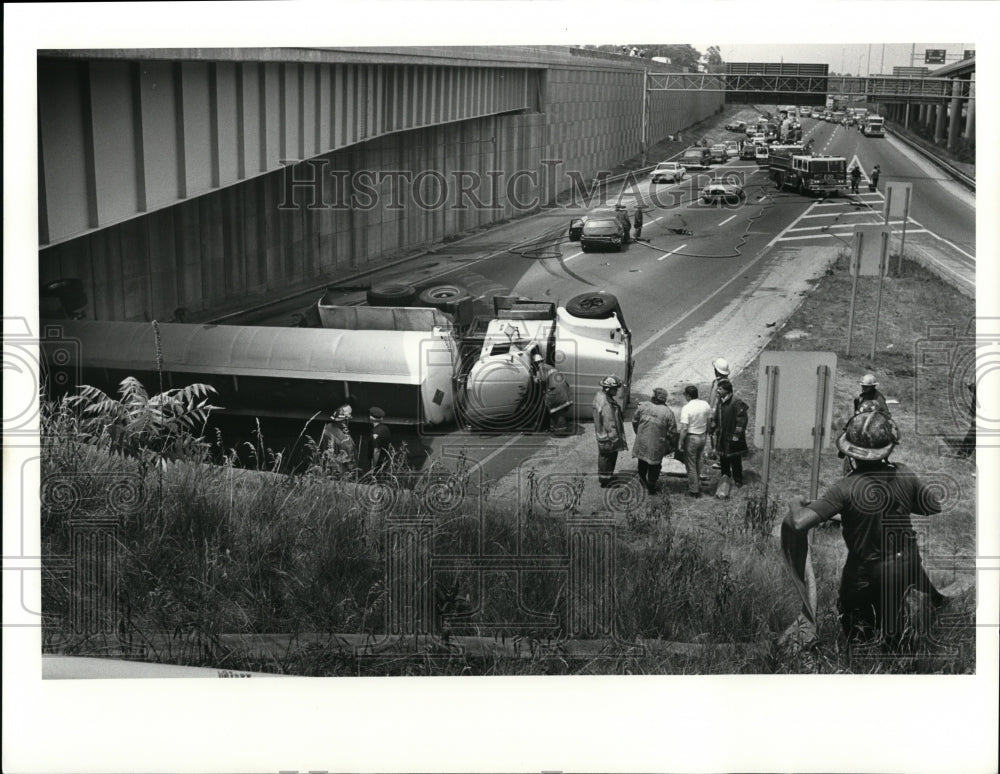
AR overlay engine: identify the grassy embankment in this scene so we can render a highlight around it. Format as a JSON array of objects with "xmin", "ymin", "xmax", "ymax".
[{"xmin": 41, "ymin": 252, "xmax": 976, "ymax": 675}]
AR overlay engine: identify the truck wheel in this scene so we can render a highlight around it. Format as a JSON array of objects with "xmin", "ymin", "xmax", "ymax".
[
  {"xmin": 417, "ymin": 284, "xmax": 471, "ymax": 310},
  {"xmin": 565, "ymin": 291, "xmax": 621, "ymax": 320},
  {"xmin": 367, "ymin": 282, "xmax": 417, "ymax": 307}
]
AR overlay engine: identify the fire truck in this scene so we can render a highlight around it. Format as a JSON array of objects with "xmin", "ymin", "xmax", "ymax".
[{"xmin": 769, "ymin": 148, "xmax": 848, "ymax": 196}]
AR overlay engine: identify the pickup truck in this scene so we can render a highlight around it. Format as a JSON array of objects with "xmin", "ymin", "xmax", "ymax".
[{"xmin": 43, "ymin": 291, "xmax": 635, "ymax": 430}]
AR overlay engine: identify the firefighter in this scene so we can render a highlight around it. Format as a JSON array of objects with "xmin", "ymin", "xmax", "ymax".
[
  {"xmin": 593, "ymin": 376, "xmax": 627, "ymax": 487},
  {"xmin": 320, "ymin": 406, "xmax": 357, "ymax": 475},
  {"xmin": 784, "ymin": 411, "xmax": 946, "ymax": 648},
  {"xmin": 854, "ymin": 373, "xmax": 889, "ymax": 415},
  {"xmin": 532, "ymin": 352, "xmax": 573, "ymax": 435},
  {"xmin": 850, "ymin": 164, "xmax": 862, "ymax": 194}
]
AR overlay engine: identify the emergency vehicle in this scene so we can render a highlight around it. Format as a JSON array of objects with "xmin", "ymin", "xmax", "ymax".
[
  {"xmin": 861, "ymin": 115, "xmax": 885, "ymax": 137},
  {"xmin": 769, "ymin": 149, "xmax": 848, "ymax": 196}
]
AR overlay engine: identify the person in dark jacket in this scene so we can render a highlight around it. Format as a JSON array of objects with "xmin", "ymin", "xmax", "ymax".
[
  {"xmin": 320, "ymin": 405, "xmax": 357, "ymax": 475},
  {"xmin": 854, "ymin": 373, "xmax": 889, "ymax": 415},
  {"xmin": 366, "ymin": 406, "xmax": 393, "ymax": 475},
  {"xmin": 711, "ymin": 379, "xmax": 749, "ymax": 488},
  {"xmin": 631, "ymin": 387, "xmax": 678, "ymax": 494},
  {"xmin": 593, "ymin": 376, "xmax": 627, "ymax": 488},
  {"xmin": 870, "ymin": 164, "xmax": 881, "ymax": 190},
  {"xmin": 532, "ymin": 352, "xmax": 573, "ymax": 435},
  {"xmin": 633, "ymin": 207, "xmax": 644, "ymax": 240},
  {"xmin": 784, "ymin": 410, "xmax": 946, "ymax": 648},
  {"xmin": 850, "ymin": 164, "xmax": 862, "ymax": 193}
]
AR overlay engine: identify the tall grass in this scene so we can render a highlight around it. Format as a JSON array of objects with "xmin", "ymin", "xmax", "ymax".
[{"xmin": 42, "ymin": 289, "xmax": 977, "ymax": 678}]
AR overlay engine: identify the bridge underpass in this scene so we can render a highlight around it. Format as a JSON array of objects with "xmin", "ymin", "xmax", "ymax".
[
  {"xmin": 647, "ymin": 57, "xmax": 975, "ymax": 151},
  {"xmin": 38, "ymin": 46, "xmax": 724, "ymax": 323}
]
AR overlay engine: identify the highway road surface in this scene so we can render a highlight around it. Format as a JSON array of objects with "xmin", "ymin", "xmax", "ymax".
[{"xmin": 237, "ymin": 109, "xmax": 976, "ymax": 482}]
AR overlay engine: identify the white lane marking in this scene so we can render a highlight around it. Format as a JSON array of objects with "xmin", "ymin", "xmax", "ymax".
[
  {"xmin": 717, "ymin": 214, "xmax": 738, "ymax": 227},
  {"xmin": 764, "ymin": 199, "xmax": 820, "ymax": 249},
  {"xmin": 910, "ymin": 224, "xmax": 977, "ymax": 262},
  {"xmin": 476, "ymin": 432, "xmax": 527, "ymax": 468},
  {"xmin": 657, "ymin": 243, "xmax": 687, "ymax": 261},
  {"xmin": 788, "ymin": 220, "xmax": 904, "ymax": 233},
  {"xmin": 647, "ymin": 216, "xmax": 662, "ymax": 224},
  {"xmin": 564, "ymin": 250, "xmax": 585, "ymax": 262},
  {"xmin": 636, "ymin": 241, "xmax": 783, "ymax": 356},
  {"xmin": 800, "ymin": 211, "xmax": 880, "ymax": 219},
  {"xmin": 776, "ymin": 229, "xmax": 930, "ymax": 242}
]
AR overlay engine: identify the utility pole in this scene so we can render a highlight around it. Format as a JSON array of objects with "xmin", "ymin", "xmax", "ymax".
[{"xmin": 867, "ymin": 44, "xmax": 872, "ymax": 76}]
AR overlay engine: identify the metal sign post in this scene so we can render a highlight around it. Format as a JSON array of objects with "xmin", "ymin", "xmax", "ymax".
[
  {"xmin": 897, "ymin": 186, "xmax": 912, "ymax": 274},
  {"xmin": 640, "ymin": 69, "xmax": 649, "ymax": 168},
  {"xmin": 759, "ymin": 365, "xmax": 779, "ymax": 503},
  {"xmin": 846, "ymin": 230, "xmax": 862, "ymax": 356},
  {"xmin": 870, "ymin": 230, "xmax": 889, "ymax": 361},
  {"xmin": 808, "ymin": 365, "xmax": 831, "ymax": 501},
  {"xmin": 884, "ymin": 181, "xmax": 913, "ymax": 275}
]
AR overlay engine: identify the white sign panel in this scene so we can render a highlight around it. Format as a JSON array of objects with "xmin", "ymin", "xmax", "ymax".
[
  {"xmin": 851, "ymin": 226, "xmax": 891, "ymax": 277},
  {"xmin": 883, "ymin": 181, "xmax": 913, "ymax": 220},
  {"xmin": 754, "ymin": 351, "xmax": 837, "ymax": 450}
]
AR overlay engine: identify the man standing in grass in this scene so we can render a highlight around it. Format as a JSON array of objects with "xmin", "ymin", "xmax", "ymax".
[
  {"xmin": 711, "ymin": 379, "xmax": 749, "ymax": 491},
  {"xmin": 320, "ymin": 405, "xmax": 357, "ymax": 475},
  {"xmin": 367, "ymin": 406, "xmax": 392, "ymax": 475},
  {"xmin": 678, "ymin": 385, "xmax": 712, "ymax": 498},
  {"xmin": 784, "ymin": 410, "xmax": 946, "ymax": 649}
]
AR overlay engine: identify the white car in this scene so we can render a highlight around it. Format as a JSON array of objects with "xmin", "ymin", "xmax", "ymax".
[
  {"xmin": 724, "ymin": 141, "xmax": 740, "ymax": 158},
  {"xmin": 649, "ymin": 161, "xmax": 686, "ymax": 184}
]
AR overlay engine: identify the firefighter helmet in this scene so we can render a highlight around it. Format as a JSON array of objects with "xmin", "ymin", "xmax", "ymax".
[
  {"xmin": 836, "ymin": 410, "xmax": 899, "ymax": 461},
  {"xmin": 532, "ymin": 352, "xmax": 544, "ymax": 363},
  {"xmin": 712, "ymin": 357, "xmax": 731, "ymax": 376},
  {"xmin": 859, "ymin": 373, "xmax": 878, "ymax": 388},
  {"xmin": 600, "ymin": 376, "xmax": 622, "ymax": 390}
]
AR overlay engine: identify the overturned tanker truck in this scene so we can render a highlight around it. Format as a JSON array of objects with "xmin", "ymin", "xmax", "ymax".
[{"xmin": 42, "ymin": 285, "xmax": 633, "ymax": 432}]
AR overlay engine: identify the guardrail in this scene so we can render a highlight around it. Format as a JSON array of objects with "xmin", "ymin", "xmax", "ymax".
[{"xmin": 885, "ymin": 125, "xmax": 976, "ymax": 192}]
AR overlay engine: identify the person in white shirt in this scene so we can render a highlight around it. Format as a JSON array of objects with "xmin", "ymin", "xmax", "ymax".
[{"xmin": 678, "ymin": 385, "xmax": 713, "ymax": 498}]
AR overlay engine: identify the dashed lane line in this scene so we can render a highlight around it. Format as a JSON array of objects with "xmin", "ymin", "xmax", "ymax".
[{"xmin": 717, "ymin": 214, "xmax": 738, "ymax": 226}]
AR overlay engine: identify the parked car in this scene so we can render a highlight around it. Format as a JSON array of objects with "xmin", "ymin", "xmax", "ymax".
[
  {"xmin": 739, "ymin": 143, "xmax": 757, "ymax": 160},
  {"xmin": 724, "ymin": 120, "xmax": 747, "ymax": 132},
  {"xmin": 700, "ymin": 182, "xmax": 747, "ymax": 205},
  {"xmin": 568, "ymin": 217, "xmax": 585, "ymax": 241},
  {"xmin": 709, "ymin": 144, "xmax": 728, "ymax": 164},
  {"xmin": 649, "ymin": 161, "xmax": 686, "ymax": 184},
  {"xmin": 680, "ymin": 146, "xmax": 713, "ymax": 170},
  {"xmin": 579, "ymin": 208, "xmax": 631, "ymax": 252},
  {"xmin": 724, "ymin": 141, "xmax": 740, "ymax": 158}
]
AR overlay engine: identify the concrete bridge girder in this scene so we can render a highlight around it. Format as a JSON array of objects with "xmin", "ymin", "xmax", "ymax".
[{"xmin": 39, "ymin": 49, "xmax": 723, "ymax": 322}]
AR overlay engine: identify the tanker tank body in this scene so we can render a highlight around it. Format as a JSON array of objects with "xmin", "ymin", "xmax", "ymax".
[{"xmin": 43, "ymin": 318, "xmax": 459, "ymax": 427}]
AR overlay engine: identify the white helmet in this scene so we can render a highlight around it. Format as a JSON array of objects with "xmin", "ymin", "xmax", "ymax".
[
  {"xmin": 859, "ymin": 373, "xmax": 878, "ymax": 388},
  {"xmin": 532, "ymin": 352, "xmax": 544, "ymax": 363},
  {"xmin": 600, "ymin": 376, "xmax": 622, "ymax": 390},
  {"xmin": 712, "ymin": 357, "xmax": 731, "ymax": 376}
]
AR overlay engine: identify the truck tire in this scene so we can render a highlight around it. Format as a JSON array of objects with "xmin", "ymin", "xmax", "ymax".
[
  {"xmin": 565, "ymin": 291, "xmax": 621, "ymax": 320},
  {"xmin": 416, "ymin": 284, "xmax": 472, "ymax": 311},
  {"xmin": 367, "ymin": 283, "xmax": 417, "ymax": 307}
]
